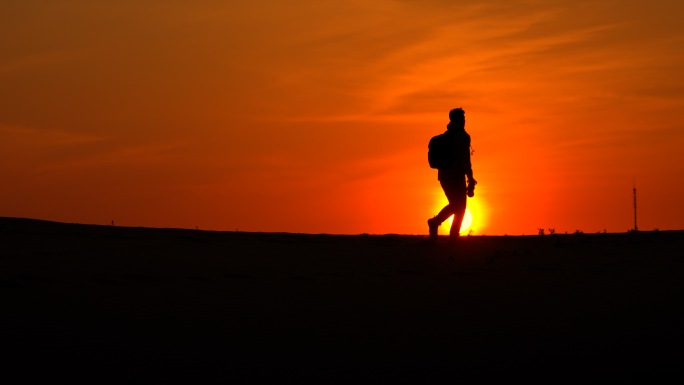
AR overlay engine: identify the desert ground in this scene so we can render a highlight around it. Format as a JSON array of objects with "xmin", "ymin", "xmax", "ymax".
[{"xmin": 1, "ymin": 217, "xmax": 683, "ymax": 383}]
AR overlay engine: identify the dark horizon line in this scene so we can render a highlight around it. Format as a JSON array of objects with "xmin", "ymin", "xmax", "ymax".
[{"xmin": 0, "ymin": 216, "xmax": 677, "ymax": 237}]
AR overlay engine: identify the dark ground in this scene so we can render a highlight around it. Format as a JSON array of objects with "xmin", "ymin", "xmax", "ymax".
[{"xmin": 1, "ymin": 217, "xmax": 683, "ymax": 383}]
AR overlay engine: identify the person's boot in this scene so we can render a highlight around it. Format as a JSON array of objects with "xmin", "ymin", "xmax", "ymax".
[{"xmin": 427, "ymin": 217, "xmax": 439, "ymax": 240}]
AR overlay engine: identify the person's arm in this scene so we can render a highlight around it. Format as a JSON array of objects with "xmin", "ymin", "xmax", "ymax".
[
  {"xmin": 464, "ymin": 134, "xmax": 477, "ymax": 197},
  {"xmin": 463, "ymin": 134, "xmax": 474, "ymax": 181}
]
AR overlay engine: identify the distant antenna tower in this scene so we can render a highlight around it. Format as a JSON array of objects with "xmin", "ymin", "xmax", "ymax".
[{"xmin": 633, "ymin": 183, "xmax": 638, "ymax": 231}]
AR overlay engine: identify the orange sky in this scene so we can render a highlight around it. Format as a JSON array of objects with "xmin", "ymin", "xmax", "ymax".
[{"xmin": 2, "ymin": 0, "xmax": 684, "ymax": 235}]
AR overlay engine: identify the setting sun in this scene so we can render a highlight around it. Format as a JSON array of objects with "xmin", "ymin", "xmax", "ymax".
[{"xmin": 461, "ymin": 209, "xmax": 473, "ymax": 232}]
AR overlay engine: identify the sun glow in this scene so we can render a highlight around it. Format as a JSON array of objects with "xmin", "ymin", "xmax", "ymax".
[
  {"xmin": 440, "ymin": 208, "xmax": 473, "ymax": 234},
  {"xmin": 460, "ymin": 209, "xmax": 473, "ymax": 232}
]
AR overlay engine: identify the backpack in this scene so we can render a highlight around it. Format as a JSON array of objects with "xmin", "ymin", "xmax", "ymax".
[{"xmin": 428, "ymin": 132, "xmax": 459, "ymax": 169}]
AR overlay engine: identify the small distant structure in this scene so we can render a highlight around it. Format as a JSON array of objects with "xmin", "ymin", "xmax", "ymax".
[
  {"xmin": 111, "ymin": 220, "xmax": 115, "ymax": 226},
  {"xmin": 633, "ymin": 183, "xmax": 638, "ymax": 232}
]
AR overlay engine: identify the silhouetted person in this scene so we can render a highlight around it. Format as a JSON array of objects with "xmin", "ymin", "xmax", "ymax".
[{"xmin": 427, "ymin": 108, "xmax": 477, "ymax": 240}]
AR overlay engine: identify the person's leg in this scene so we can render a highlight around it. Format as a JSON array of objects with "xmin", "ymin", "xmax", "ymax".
[
  {"xmin": 428, "ymin": 184, "xmax": 454, "ymax": 238},
  {"xmin": 448, "ymin": 191, "xmax": 466, "ymax": 236},
  {"xmin": 428, "ymin": 177, "xmax": 466, "ymax": 237},
  {"xmin": 442, "ymin": 179, "xmax": 467, "ymax": 237},
  {"xmin": 434, "ymin": 203, "xmax": 454, "ymax": 224}
]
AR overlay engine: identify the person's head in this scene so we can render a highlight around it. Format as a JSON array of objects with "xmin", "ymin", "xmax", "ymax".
[{"xmin": 448, "ymin": 108, "xmax": 465, "ymax": 129}]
